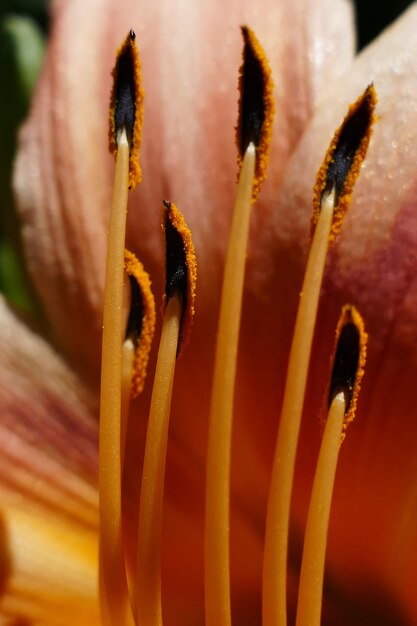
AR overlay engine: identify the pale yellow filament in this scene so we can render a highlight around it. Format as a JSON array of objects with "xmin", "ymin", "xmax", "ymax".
[
  {"xmin": 98, "ymin": 128, "xmax": 134, "ymax": 626},
  {"xmin": 295, "ymin": 391, "xmax": 346, "ymax": 626},
  {"xmin": 205, "ymin": 143, "xmax": 256, "ymax": 626},
  {"xmin": 136, "ymin": 293, "xmax": 182, "ymax": 626},
  {"xmin": 262, "ymin": 189, "xmax": 336, "ymax": 626},
  {"xmin": 121, "ymin": 338, "xmax": 135, "ymax": 471}
]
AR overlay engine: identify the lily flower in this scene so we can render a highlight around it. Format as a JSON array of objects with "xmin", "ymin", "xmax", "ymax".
[{"xmin": 2, "ymin": 0, "xmax": 417, "ymax": 624}]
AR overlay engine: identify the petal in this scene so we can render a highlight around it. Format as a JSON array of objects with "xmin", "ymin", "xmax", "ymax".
[
  {"xmin": 0, "ymin": 296, "xmax": 99, "ymax": 623},
  {"xmin": 13, "ymin": 0, "xmax": 114, "ymax": 380},
  {"xmin": 13, "ymin": 0, "xmax": 354, "ymax": 378}
]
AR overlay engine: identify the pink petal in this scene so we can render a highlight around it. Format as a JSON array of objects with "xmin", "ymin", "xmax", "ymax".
[{"xmin": 14, "ymin": 0, "xmax": 354, "ymax": 377}]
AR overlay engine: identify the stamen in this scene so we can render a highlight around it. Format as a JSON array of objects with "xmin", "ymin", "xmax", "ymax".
[
  {"xmin": 236, "ymin": 25, "xmax": 274, "ymax": 200},
  {"xmin": 99, "ymin": 127, "xmax": 132, "ymax": 626},
  {"xmin": 163, "ymin": 200, "xmax": 197, "ymax": 356},
  {"xmin": 99, "ymin": 31, "xmax": 144, "ymax": 626},
  {"xmin": 121, "ymin": 249, "xmax": 156, "ymax": 468},
  {"xmin": 263, "ymin": 87, "xmax": 376, "ymax": 626},
  {"xmin": 205, "ymin": 27, "xmax": 274, "ymax": 626},
  {"xmin": 295, "ymin": 306, "xmax": 367, "ymax": 626},
  {"xmin": 109, "ymin": 30, "xmax": 144, "ymax": 189},
  {"xmin": 124, "ymin": 249, "xmax": 156, "ymax": 399},
  {"xmin": 327, "ymin": 304, "xmax": 367, "ymax": 436},
  {"xmin": 262, "ymin": 187, "xmax": 335, "ymax": 626},
  {"xmin": 121, "ymin": 339, "xmax": 134, "ymax": 470},
  {"xmin": 136, "ymin": 201, "xmax": 196, "ymax": 626},
  {"xmin": 312, "ymin": 84, "xmax": 377, "ymax": 242}
]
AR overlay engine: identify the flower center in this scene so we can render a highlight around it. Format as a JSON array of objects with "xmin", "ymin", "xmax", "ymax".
[{"xmin": 98, "ymin": 28, "xmax": 375, "ymax": 626}]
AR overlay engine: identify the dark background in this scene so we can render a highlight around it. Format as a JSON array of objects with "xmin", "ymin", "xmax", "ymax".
[{"xmin": 354, "ymin": 0, "xmax": 414, "ymax": 48}]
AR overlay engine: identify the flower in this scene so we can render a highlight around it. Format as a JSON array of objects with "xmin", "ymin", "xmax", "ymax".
[{"xmin": 2, "ymin": 0, "xmax": 417, "ymax": 624}]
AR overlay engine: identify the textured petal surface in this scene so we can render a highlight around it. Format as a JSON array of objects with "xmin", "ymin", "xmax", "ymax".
[
  {"xmin": 0, "ymin": 296, "xmax": 99, "ymax": 624},
  {"xmin": 13, "ymin": 0, "xmax": 112, "ymax": 380},
  {"xmin": 13, "ymin": 0, "xmax": 355, "ymax": 380}
]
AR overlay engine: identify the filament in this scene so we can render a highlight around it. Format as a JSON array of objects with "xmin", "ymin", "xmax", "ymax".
[
  {"xmin": 136, "ymin": 293, "xmax": 182, "ymax": 626},
  {"xmin": 262, "ymin": 189, "xmax": 335, "ymax": 626},
  {"xmin": 120, "ymin": 337, "xmax": 135, "ymax": 471},
  {"xmin": 98, "ymin": 128, "xmax": 133, "ymax": 626},
  {"xmin": 295, "ymin": 391, "xmax": 346, "ymax": 626},
  {"xmin": 205, "ymin": 142, "xmax": 256, "ymax": 626}
]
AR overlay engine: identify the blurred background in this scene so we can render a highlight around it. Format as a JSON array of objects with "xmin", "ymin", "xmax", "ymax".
[{"xmin": 0, "ymin": 0, "xmax": 414, "ymax": 312}]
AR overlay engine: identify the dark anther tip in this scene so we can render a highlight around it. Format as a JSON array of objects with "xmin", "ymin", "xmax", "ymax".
[
  {"xmin": 125, "ymin": 273, "xmax": 144, "ymax": 344},
  {"xmin": 239, "ymin": 27, "xmax": 266, "ymax": 155},
  {"xmin": 328, "ymin": 320, "xmax": 360, "ymax": 412},
  {"xmin": 129, "ymin": 29, "xmax": 136, "ymax": 40},
  {"xmin": 324, "ymin": 86, "xmax": 375, "ymax": 202},
  {"xmin": 114, "ymin": 41, "xmax": 136, "ymax": 145},
  {"xmin": 164, "ymin": 205, "xmax": 187, "ymax": 309}
]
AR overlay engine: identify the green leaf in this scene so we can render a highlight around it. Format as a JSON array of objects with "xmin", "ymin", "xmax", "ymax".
[
  {"xmin": 0, "ymin": 14, "xmax": 45, "ymax": 155},
  {"xmin": 0, "ymin": 1, "xmax": 49, "ymax": 32},
  {"xmin": 0, "ymin": 15, "xmax": 45, "ymax": 313}
]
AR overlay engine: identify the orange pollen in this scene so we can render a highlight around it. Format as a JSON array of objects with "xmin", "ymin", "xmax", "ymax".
[
  {"xmin": 311, "ymin": 83, "xmax": 377, "ymax": 242},
  {"xmin": 236, "ymin": 25, "xmax": 275, "ymax": 201},
  {"xmin": 124, "ymin": 249, "xmax": 156, "ymax": 398},
  {"xmin": 109, "ymin": 29, "xmax": 144, "ymax": 189}
]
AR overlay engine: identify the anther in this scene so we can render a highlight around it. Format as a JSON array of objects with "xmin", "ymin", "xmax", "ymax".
[
  {"xmin": 236, "ymin": 25, "xmax": 274, "ymax": 200},
  {"xmin": 328, "ymin": 304, "xmax": 367, "ymax": 432},
  {"xmin": 312, "ymin": 84, "xmax": 377, "ymax": 241},
  {"xmin": 109, "ymin": 30, "xmax": 144, "ymax": 188},
  {"xmin": 163, "ymin": 200, "xmax": 197, "ymax": 356}
]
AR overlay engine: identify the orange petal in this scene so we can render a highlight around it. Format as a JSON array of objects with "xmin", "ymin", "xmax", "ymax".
[{"xmin": 0, "ymin": 297, "xmax": 99, "ymax": 623}]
